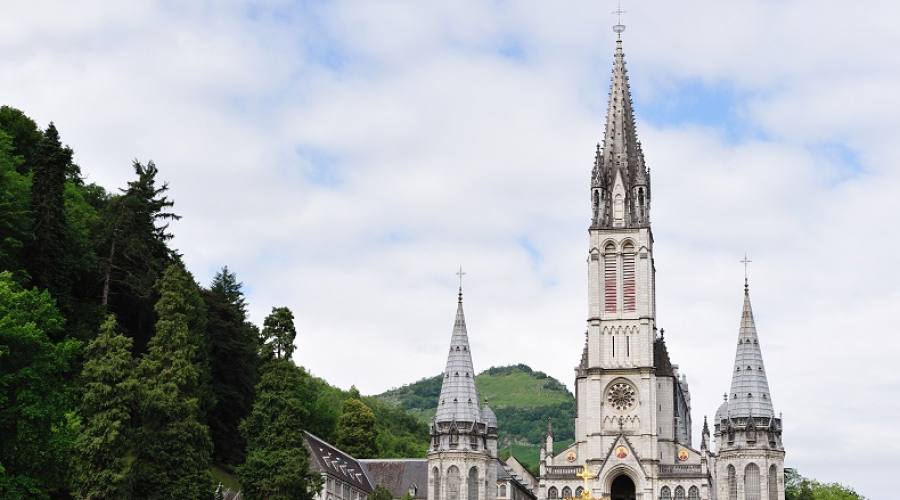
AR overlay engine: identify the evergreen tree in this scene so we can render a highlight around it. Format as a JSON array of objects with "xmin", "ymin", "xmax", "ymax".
[
  {"xmin": 132, "ymin": 264, "xmax": 212, "ymax": 499},
  {"xmin": 0, "ymin": 271, "xmax": 79, "ymax": 498},
  {"xmin": 238, "ymin": 359, "xmax": 322, "ymax": 500},
  {"xmin": 204, "ymin": 266, "xmax": 259, "ymax": 466},
  {"xmin": 102, "ymin": 160, "xmax": 179, "ymax": 352},
  {"xmin": 261, "ymin": 306, "xmax": 297, "ymax": 360},
  {"xmin": 74, "ymin": 314, "xmax": 137, "ymax": 499},
  {"xmin": 335, "ymin": 398, "xmax": 377, "ymax": 458},
  {"xmin": 27, "ymin": 123, "xmax": 72, "ymax": 306}
]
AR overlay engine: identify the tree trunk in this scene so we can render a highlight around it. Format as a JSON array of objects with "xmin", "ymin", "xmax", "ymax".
[{"xmin": 101, "ymin": 237, "xmax": 116, "ymax": 306}]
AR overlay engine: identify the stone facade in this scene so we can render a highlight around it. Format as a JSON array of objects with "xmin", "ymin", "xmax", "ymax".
[{"xmin": 536, "ymin": 33, "xmax": 785, "ymax": 500}]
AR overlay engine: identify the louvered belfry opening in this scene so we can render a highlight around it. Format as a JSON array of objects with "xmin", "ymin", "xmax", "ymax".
[
  {"xmin": 604, "ymin": 244, "xmax": 617, "ymax": 313},
  {"xmin": 622, "ymin": 242, "xmax": 636, "ymax": 311}
]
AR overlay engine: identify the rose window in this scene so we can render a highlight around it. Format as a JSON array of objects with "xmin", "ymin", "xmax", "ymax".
[{"xmin": 607, "ymin": 383, "xmax": 636, "ymax": 411}]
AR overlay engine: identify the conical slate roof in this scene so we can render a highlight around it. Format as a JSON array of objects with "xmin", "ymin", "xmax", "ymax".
[
  {"xmin": 725, "ymin": 284, "xmax": 775, "ymax": 418},
  {"xmin": 591, "ymin": 37, "xmax": 650, "ymax": 228},
  {"xmin": 434, "ymin": 289, "xmax": 482, "ymax": 424}
]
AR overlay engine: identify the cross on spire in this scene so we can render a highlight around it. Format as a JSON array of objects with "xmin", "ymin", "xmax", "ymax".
[
  {"xmin": 740, "ymin": 253, "xmax": 752, "ymax": 290},
  {"xmin": 612, "ymin": 1, "xmax": 626, "ymax": 38},
  {"xmin": 456, "ymin": 266, "xmax": 466, "ymax": 301}
]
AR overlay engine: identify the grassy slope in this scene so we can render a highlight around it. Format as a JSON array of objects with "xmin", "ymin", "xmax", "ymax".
[{"xmin": 376, "ymin": 364, "xmax": 575, "ymax": 475}]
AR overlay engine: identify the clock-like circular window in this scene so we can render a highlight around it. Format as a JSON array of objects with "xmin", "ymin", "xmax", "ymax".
[{"xmin": 606, "ymin": 382, "xmax": 637, "ymax": 411}]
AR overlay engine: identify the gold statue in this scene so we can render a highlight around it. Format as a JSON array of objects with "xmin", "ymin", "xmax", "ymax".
[{"xmin": 575, "ymin": 466, "xmax": 595, "ymax": 500}]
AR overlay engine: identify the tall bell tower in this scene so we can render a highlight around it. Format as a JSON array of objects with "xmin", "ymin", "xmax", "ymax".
[{"xmin": 573, "ymin": 30, "xmax": 661, "ymax": 500}]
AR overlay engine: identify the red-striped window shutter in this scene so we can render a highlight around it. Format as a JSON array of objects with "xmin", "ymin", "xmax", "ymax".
[
  {"xmin": 604, "ymin": 245, "xmax": 617, "ymax": 313},
  {"xmin": 623, "ymin": 247, "xmax": 636, "ymax": 312}
]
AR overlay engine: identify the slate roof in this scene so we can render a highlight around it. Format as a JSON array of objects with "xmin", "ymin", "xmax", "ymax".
[
  {"xmin": 498, "ymin": 459, "xmax": 537, "ymax": 500},
  {"xmin": 654, "ymin": 335, "xmax": 675, "ymax": 377},
  {"xmin": 434, "ymin": 289, "xmax": 483, "ymax": 424},
  {"xmin": 303, "ymin": 431, "xmax": 374, "ymax": 493},
  {"xmin": 360, "ymin": 459, "xmax": 427, "ymax": 500},
  {"xmin": 720, "ymin": 284, "xmax": 775, "ymax": 419}
]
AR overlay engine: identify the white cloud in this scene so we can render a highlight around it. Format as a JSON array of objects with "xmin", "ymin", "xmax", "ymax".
[{"xmin": 3, "ymin": 1, "xmax": 898, "ymax": 496}]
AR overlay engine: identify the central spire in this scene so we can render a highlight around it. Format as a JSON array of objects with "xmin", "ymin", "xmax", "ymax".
[{"xmin": 591, "ymin": 35, "xmax": 651, "ymax": 229}]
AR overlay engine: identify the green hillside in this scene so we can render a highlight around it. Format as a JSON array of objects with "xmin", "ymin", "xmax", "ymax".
[{"xmin": 376, "ymin": 364, "xmax": 575, "ymax": 473}]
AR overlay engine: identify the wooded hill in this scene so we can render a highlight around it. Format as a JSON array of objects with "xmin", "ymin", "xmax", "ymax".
[
  {"xmin": 0, "ymin": 106, "xmax": 426, "ymax": 499},
  {"xmin": 376, "ymin": 364, "xmax": 576, "ymax": 474}
]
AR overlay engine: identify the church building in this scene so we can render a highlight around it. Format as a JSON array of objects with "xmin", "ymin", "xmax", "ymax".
[
  {"xmin": 531, "ymin": 28, "xmax": 786, "ymax": 500},
  {"xmin": 301, "ymin": 23, "xmax": 787, "ymax": 500}
]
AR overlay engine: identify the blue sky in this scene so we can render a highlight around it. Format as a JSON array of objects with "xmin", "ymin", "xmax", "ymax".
[{"xmin": 3, "ymin": 1, "xmax": 898, "ymax": 497}]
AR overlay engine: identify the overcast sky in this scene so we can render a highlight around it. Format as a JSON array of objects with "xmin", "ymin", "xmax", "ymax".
[{"xmin": 3, "ymin": 1, "xmax": 898, "ymax": 497}]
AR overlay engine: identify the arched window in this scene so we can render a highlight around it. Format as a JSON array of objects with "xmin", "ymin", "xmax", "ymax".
[
  {"xmin": 468, "ymin": 467, "xmax": 478, "ymax": 500},
  {"xmin": 575, "ymin": 487, "xmax": 584, "ymax": 498},
  {"xmin": 604, "ymin": 243, "xmax": 617, "ymax": 313},
  {"xmin": 622, "ymin": 242, "xmax": 636, "ymax": 312},
  {"xmin": 499, "ymin": 484, "xmax": 507, "ymax": 498},
  {"xmin": 548, "ymin": 487, "xmax": 558, "ymax": 499},
  {"xmin": 688, "ymin": 486, "xmax": 699, "ymax": 500},
  {"xmin": 433, "ymin": 467, "xmax": 441, "ymax": 500},
  {"xmin": 659, "ymin": 486, "xmax": 671, "ymax": 500},
  {"xmin": 561, "ymin": 487, "xmax": 572, "ymax": 499},
  {"xmin": 727, "ymin": 465, "xmax": 737, "ymax": 500},
  {"xmin": 745, "ymin": 463, "xmax": 760, "ymax": 500},
  {"xmin": 768, "ymin": 465, "xmax": 778, "ymax": 500},
  {"xmin": 674, "ymin": 486, "xmax": 685, "ymax": 500},
  {"xmin": 447, "ymin": 466, "xmax": 460, "ymax": 500}
]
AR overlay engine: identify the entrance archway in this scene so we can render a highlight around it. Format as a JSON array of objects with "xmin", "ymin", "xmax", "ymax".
[{"xmin": 610, "ymin": 474, "xmax": 636, "ymax": 500}]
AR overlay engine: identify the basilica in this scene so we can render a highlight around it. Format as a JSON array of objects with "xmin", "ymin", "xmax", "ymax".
[
  {"xmin": 422, "ymin": 32, "xmax": 786, "ymax": 500},
  {"xmin": 303, "ymin": 29, "xmax": 786, "ymax": 500}
]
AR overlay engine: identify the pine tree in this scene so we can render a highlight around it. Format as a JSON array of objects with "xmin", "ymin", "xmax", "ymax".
[
  {"xmin": 27, "ymin": 123, "xmax": 72, "ymax": 306},
  {"xmin": 132, "ymin": 264, "xmax": 213, "ymax": 499},
  {"xmin": 102, "ymin": 160, "xmax": 179, "ymax": 352},
  {"xmin": 238, "ymin": 359, "xmax": 322, "ymax": 500},
  {"xmin": 0, "ymin": 271, "xmax": 79, "ymax": 498},
  {"xmin": 336, "ymin": 398, "xmax": 377, "ymax": 458},
  {"xmin": 74, "ymin": 314, "xmax": 137, "ymax": 499},
  {"xmin": 204, "ymin": 266, "xmax": 259, "ymax": 466},
  {"xmin": 261, "ymin": 306, "xmax": 297, "ymax": 360}
]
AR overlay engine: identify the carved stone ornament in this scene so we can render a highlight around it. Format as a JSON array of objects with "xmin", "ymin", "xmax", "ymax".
[{"xmin": 607, "ymin": 382, "xmax": 637, "ymax": 411}]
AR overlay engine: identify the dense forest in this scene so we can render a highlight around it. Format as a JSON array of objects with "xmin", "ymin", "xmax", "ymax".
[{"xmin": 0, "ymin": 106, "xmax": 426, "ymax": 499}]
